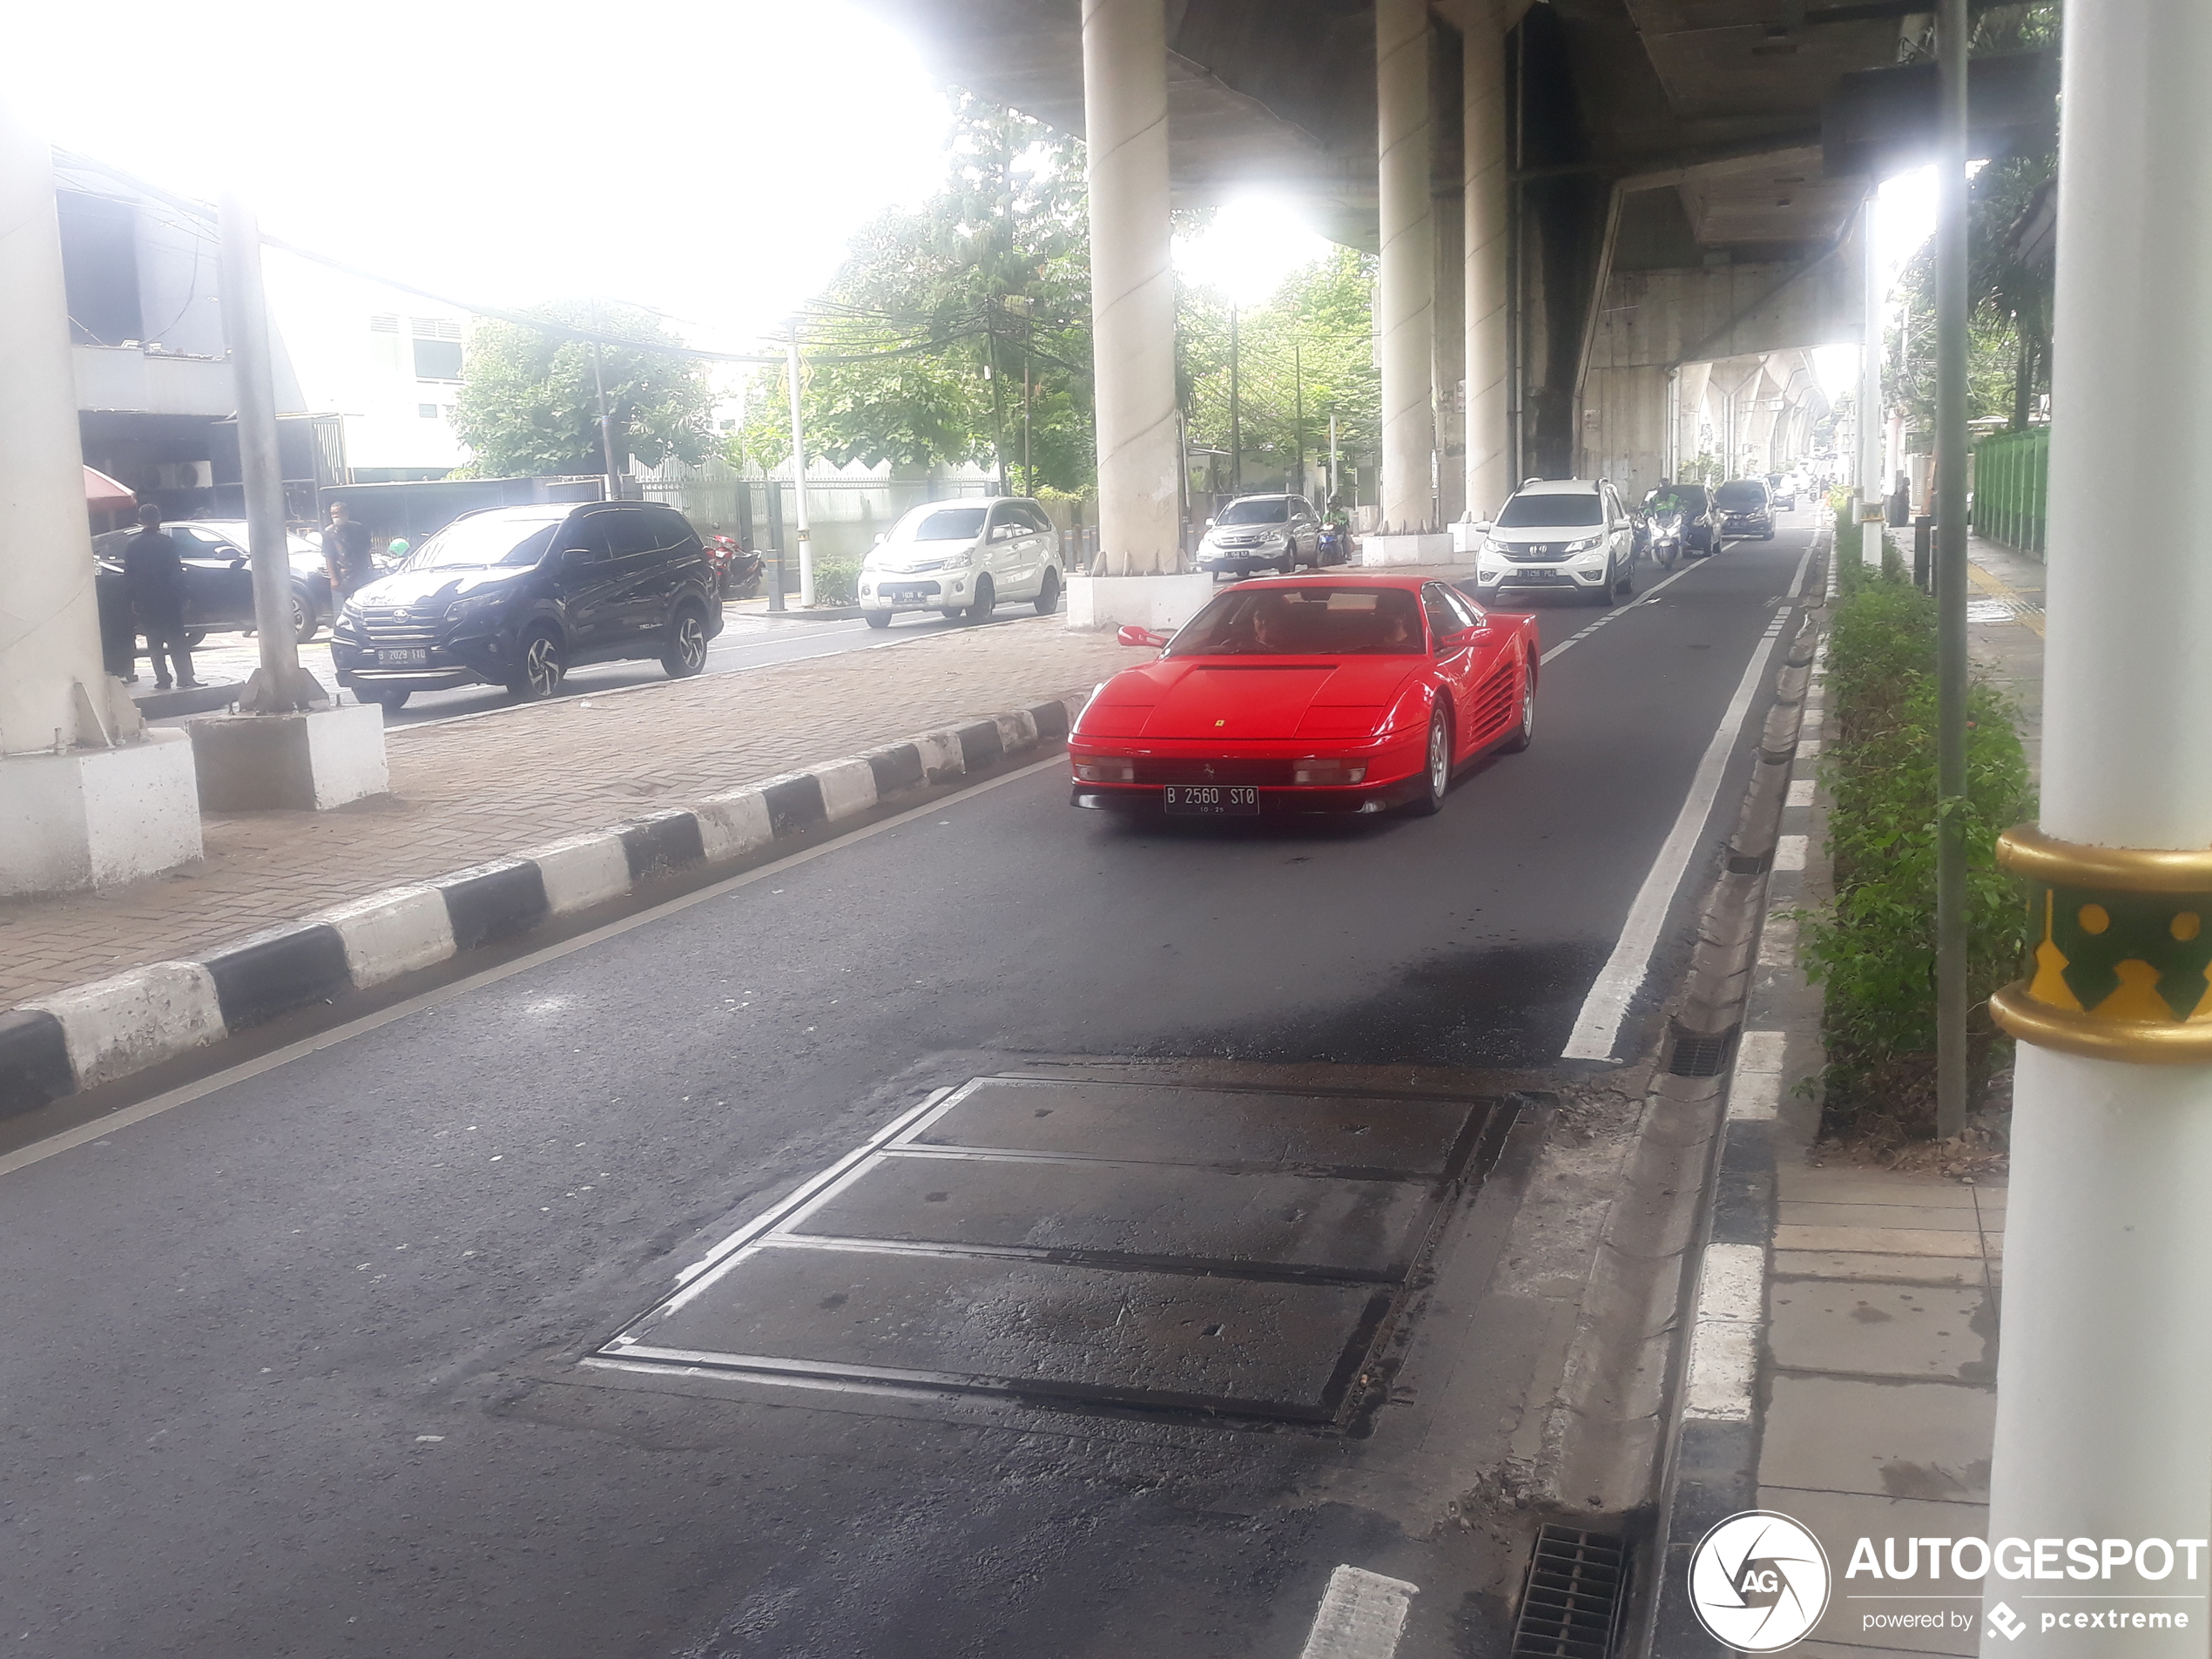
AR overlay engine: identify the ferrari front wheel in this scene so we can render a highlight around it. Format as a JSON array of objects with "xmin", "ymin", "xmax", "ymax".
[{"xmin": 1409, "ymin": 711, "xmax": 1451, "ymax": 816}]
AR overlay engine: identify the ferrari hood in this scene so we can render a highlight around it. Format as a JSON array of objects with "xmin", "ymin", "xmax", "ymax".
[{"xmin": 1096, "ymin": 658, "xmax": 1421, "ymax": 740}]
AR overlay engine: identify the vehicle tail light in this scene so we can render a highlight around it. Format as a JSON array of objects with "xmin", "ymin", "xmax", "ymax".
[
  {"xmin": 1292, "ymin": 759, "xmax": 1368, "ymax": 786},
  {"xmin": 1073, "ymin": 756, "xmax": 1137, "ymax": 783}
]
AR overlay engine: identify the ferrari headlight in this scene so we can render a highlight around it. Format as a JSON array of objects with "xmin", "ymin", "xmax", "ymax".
[
  {"xmin": 1293, "ymin": 758, "xmax": 1368, "ymax": 786},
  {"xmin": 1073, "ymin": 755, "xmax": 1137, "ymax": 783}
]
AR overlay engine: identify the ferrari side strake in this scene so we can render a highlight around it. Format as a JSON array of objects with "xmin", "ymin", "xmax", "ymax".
[{"xmin": 1069, "ymin": 573, "xmax": 1540, "ymax": 818}]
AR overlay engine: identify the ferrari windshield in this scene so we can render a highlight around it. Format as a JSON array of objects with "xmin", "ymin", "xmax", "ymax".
[
  {"xmin": 1217, "ymin": 498, "xmax": 1290, "ymax": 525},
  {"xmin": 1165, "ymin": 586, "xmax": 1425, "ymax": 657}
]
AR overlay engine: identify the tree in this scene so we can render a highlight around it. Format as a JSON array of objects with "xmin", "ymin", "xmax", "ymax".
[
  {"xmin": 453, "ymin": 300, "xmax": 718, "ymax": 479},
  {"xmin": 1179, "ymin": 247, "xmax": 1379, "ymax": 502},
  {"xmin": 735, "ymin": 95, "xmax": 1096, "ymax": 492}
]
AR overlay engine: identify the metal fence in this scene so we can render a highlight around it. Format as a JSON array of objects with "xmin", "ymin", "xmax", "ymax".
[{"xmin": 1972, "ymin": 426, "xmax": 2049, "ymax": 556}]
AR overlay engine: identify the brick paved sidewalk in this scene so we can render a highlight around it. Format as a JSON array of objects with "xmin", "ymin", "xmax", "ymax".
[{"xmin": 0, "ymin": 616, "xmax": 1127, "ymax": 1008}]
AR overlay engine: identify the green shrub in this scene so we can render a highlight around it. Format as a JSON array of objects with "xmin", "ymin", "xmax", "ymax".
[
  {"xmin": 809, "ymin": 559, "xmax": 860, "ymax": 606},
  {"xmin": 1801, "ymin": 573, "xmax": 2034, "ymax": 1140}
]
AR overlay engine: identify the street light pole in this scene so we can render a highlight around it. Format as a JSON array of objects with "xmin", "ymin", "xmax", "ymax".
[
  {"xmin": 217, "ymin": 190, "xmax": 318, "ymax": 712},
  {"xmin": 1982, "ymin": 5, "xmax": 2212, "ymax": 1648},
  {"xmin": 1228, "ymin": 301, "xmax": 1242, "ymax": 495},
  {"xmin": 589, "ymin": 304, "xmax": 619, "ymax": 500},
  {"xmin": 1932, "ymin": 0, "xmax": 1971, "ymax": 1140},
  {"xmin": 785, "ymin": 325, "xmax": 813, "ymax": 609},
  {"xmin": 1859, "ymin": 188, "xmax": 1885, "ymax": 572},
  {"xmin": 1293, "ymin": 340, "xmax": 1305, "ymax": 500}
]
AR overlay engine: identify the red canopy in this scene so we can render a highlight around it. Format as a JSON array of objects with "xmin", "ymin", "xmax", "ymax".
[{"xmin": 84, "ymin": 466, "xmax": 135, "ymax": 509}]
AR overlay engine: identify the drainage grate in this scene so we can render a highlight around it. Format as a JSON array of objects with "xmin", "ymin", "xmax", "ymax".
[
  {"xmin": 1667, "ymin": 1023, "xmax": 1739, "ymax": 1077},
  {"xmin": 1725, "ymin": 849, "xmax": 1773, "ymax": 875},
  {"xmin": 1510, "ymin": 1524, "xmax": 1629, "ymax": 1659}
]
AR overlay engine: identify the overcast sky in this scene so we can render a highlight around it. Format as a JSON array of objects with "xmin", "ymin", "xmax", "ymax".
[
  {"xmin": 18, "ymin": 0, "xmax": 1930, "ymax": 381},
  {"xmin": 19, "ymin": 0, "xmax": 1331, "ymax": 351}
]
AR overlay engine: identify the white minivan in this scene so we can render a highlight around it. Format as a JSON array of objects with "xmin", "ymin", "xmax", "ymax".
[
  {"xmin": 1471, "ymin": 478, "xmax": 1637, "ymax": 605},
  {"xmin": 858, "ymin": 497, "xmax": 1066, "ymax": 627}
]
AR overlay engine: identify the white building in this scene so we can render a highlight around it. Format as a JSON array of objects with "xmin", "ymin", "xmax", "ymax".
[{"xmin": 262, "ymin": 254, "xmax": 474, "ymax": 482}]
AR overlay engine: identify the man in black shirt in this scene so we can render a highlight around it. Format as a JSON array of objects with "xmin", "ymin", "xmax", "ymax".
[
  {"xmin": 121, "ymin": 504, "xmax": 197, "ymax": 690},
  {"xmin": 322, "ymin": 501, "xmax": 374, "ymax": 601}
]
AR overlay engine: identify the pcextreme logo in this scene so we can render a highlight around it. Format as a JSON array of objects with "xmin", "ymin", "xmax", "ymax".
[{"xmin": 1688, "ymin": 1510, "xmax": 1832, "ymax": 1652}]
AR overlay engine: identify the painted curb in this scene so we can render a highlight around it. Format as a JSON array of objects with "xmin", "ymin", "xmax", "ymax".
[
  {"xmin": 1, "ymin": 694, "xmax": 1086, "ymax": 1118},
  {"xmin": 1634, "ymin": 536, "xmax": 1832, "ymax": 1659}
]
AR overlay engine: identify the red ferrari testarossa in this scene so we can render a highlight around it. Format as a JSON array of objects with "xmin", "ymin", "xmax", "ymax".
[{"xmin": 1069, "ymin": 573, "xmax": 1540, "ymax": 818}]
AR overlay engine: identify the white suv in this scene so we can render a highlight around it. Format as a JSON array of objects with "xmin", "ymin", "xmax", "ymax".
[
  {"xmin": 859, "ymin": 497, "xmax": 1065, "ymax": 627},
  {"xmin": 1472, "ymin": 478, "xmax": 1636, "ymax": 606}
]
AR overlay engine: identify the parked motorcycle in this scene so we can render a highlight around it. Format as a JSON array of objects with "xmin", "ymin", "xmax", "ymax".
[{"xmin": 705, "ymin": 535, "xmax": 765, "ymax": 599}]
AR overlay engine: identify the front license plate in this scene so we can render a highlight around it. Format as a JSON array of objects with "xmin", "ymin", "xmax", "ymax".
[
  {"xmin": 377, "ymin": 648, "xmax": 428, "ymax": 666},
  {"xmin": 1163, "ymin": 785, "xmax": 1258, "ymax": 816}
]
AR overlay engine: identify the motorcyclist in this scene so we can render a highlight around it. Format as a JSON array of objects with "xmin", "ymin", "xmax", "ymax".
[{"xmin": 1643, "ymin": 480, "xmax": 1699, "ymax": 564}]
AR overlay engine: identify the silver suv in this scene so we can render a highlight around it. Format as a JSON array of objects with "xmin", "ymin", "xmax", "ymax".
[{"xmin": 1197, "ymin": 494, "xmax": 1325, "ymax": 577}]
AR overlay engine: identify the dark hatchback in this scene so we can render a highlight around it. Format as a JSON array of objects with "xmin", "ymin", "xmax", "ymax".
[
  {"xmin": 1713, "ymin": 478, "xmax": 1776, "ymax": 541},
  {"xmin": 331, "ymin": 502, "xmax": 723, "ymax": 709}
]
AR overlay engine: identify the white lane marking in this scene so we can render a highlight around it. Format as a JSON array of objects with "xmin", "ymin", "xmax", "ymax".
[
  {"xmin": 1786, "ymin": 538, "xmax": 1815, "ymax": 599},
  {"xmin": 1561, "ymin": 609, "xmax": 1791, "ymax": 1062},
  {"xmin": 1537, "ymin": 558, "xmax": 1705, "ymax": 666},
  {"xmin": 1299, "ymin": 1565, "xmax": 1420, "ymax": 1659},
  {"xmin": 0, "ymin": 752, "xmax": 1069, "ymax": 1181}
]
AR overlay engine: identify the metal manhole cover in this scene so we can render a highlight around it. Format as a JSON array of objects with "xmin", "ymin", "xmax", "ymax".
[{"xmin": 594, "ymin": 1075, "xmax": 1511, "ymax": 1423}]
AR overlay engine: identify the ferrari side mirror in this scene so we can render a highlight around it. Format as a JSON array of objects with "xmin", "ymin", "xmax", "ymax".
[{"xmin": 1116, "ymin": 624, "xmax": 1170, "ymax": 649}]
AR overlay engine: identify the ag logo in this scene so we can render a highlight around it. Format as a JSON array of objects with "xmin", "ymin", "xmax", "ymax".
[{"xmin": 1688, "ymin": 1510, "xmax": 1831, "ymax": 1651}]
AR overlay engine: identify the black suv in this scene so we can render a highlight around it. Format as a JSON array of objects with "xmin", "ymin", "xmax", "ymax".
[
  {"xmin": 331, "ymin": 502, "xmax": 723, "ymax": 709},
  {"xmin": 1712, "ymin": 478, "xmax": 1776, "ymax": 541}
]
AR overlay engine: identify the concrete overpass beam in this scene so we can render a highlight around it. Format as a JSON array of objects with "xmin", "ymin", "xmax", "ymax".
[
  {"xmin": 1076, "ymin": 0, "xmax": 1185, "ymax": 591},
  {"xmin": 1375, "ymin": 0, "xmax": 1439, "ymax": 537},
  {"xmin": 1462, "ymin": 3, "xmax": 1510, "ymax": 522}
]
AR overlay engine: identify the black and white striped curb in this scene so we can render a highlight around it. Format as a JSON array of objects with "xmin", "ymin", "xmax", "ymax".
[
  {"xmin": 1638, "ymin": 548, "xmax": 1831, "ymax": 1658},
  {"xmin": 0, "ymin": 698, "xmax": 1082, "ymax": 1119}
]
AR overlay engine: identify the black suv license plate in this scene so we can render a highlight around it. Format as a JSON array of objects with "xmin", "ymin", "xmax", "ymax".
[
  {"xmin": 377, "ymin": 648, "xmax": 428, "ymax": 666},
  {"xmin": 1163, "ymin": 785, "xmax": 1258, "ymax": 815}
]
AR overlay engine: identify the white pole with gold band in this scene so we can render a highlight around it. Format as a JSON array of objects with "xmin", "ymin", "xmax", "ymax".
[{"xmin": 1979, "ymin": 4, "xmax": 2212, "ymax": 1652}]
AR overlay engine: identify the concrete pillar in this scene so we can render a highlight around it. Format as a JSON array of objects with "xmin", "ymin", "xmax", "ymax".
[
  {"xmin": 1376, "ymin": 0, "xmax": 1438, "ymax": 535},
  {"xmin": 1078, "ymin": 0, "xmax": 1183, "ymax": 583},
  {"xmin": 1462, "ymin": 0, "xmax": 1511, "ymax": 521},
  {"xmin": 0, "ymin": 92, "xmax": 199, "ymax": 895},
  {"xmin": 1981, "ymin": 6, "xmax": 2212, "ymax": 1652},
  {"xmin": 1675, "ymin": 361, "xmax": 1712, "ymax": 479},
  {"xmin": 1432, "ymin": 175, "xmax": 1466, "ymax": 526}
]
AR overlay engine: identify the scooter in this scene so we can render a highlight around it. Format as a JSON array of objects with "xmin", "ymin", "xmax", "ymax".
[
  {"xmin": 705, "ymin": 535, "xmax": 764, "ymax": 599},
  {"xmin": 1318, "ymin": 523, "xmax": 1351, "ymax": 566},
  {"xmin": 1647, "ymin": 510, "xmax": 1685, "ymax": 571}
]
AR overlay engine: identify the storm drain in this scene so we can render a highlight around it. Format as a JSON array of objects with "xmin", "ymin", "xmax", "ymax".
[
  {"xmin": 594, "ymin": 1073, "xmax": 1510, "ymax": 1424},
  {"xmin": 1509, "ymin": 1525, "xmax": 1629, "ymax": 1659},
  {"xmin": 1666, "ymin": 1022, "xmax": 1739, "ymax": 1078}
]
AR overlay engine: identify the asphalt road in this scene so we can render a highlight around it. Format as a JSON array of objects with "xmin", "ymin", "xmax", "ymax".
[{"xmin": 1, "ymin": 518, "xmax": 1817, "ymax": 1658}]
